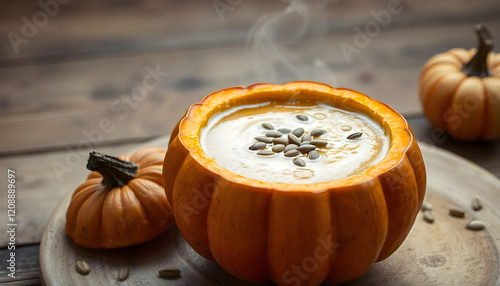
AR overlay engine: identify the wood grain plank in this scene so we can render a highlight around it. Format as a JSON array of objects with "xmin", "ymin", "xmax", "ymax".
[
  {"xmin": 1, "ymin": 0, "xmax": 499, "ymax": 66},
  {"xmin": 0, "ymin": 244, "xmax": 41, "ymax": 285},
  {"xmin": 2, "ymin": 21, "xmax": 500, "ymax": 154}
]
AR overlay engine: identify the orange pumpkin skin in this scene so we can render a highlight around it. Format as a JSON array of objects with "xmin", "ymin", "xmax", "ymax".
[
  {"xmin": 419, "ymin": 25, "xmax": 500, "ymax": 141},
  {"xmin": 66, "ymin": 147, "xmax": 174, "ymax": 249},
  {"xmin": 163, "ymin": 82, "xmax": 426, "ymax": 285}
]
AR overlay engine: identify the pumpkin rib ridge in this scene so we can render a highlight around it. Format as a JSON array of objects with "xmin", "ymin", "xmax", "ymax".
[
  {"xmin": 376, "ymin": 154, "xmax": 419, "ymax": 262},
  {"xmin": 77, "ymin": 188, "xmax": 106, "ymax": 247},
  {"xmin": 423, "ymin": 59, "xmax": 461, "ymax": 73},
  {"xmin": 441, "ymin": 77, "xmax": 467, "ymax": 133},
  {"xmin": 479, "ymin": 80, "xmax": 490, "ymax": 140},
  {"xmin": 426, "ymin": 73, "xmax": 467, "ymax": 128}
]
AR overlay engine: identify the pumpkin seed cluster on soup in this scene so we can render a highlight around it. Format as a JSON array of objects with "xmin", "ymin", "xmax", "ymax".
[{"xmin": 201, "ymin": 102, "xmax": 390, "ymax": 183}]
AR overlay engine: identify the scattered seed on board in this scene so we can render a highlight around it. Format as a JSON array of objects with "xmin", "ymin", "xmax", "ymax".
[
  {"xmin": 284, "ymin": 144, "xmax": 299, "ymax": 152},
  {"xmin": 272, "ymin": 144, "xmax": 286, "ymax": 153},
  {"xmin": 296, "ymin": 114, "xmax": 308, "ymax": 121},
  {"xmin": 310, "ymin": 140, "xmax": 328, "ymax": 148},
  {"xmin": 466, "ymin": 220, "xmax": 485, "ymax": 231},
  {"xmin": 284, "ymin": 149, "xmax": 300, "ymax": 157},
  {"xmin": 347, "ymin": 132, "xmax": 363, "ymax": 140},
  {"xmin": 311, "ymin": 129, "xmax": 326, "ymax": 137},
  {"xmin": 423, "ymin": 210, "xmax": 434, "ymax": 223},
  {"xmin": 449, "ymin": 207, "xmax": 465, "ymax": 218},
  {"xmin": 262, "ymin": 123, "xmax": 274, "ymax": 130},
  {"xmin": 288, "ymin": 133, "xmax": 301, "ymax": 146},
  {"xmin": 273, "ymin": 138, "xmax": 289, "ymax": 145},
  {"xmin": 298, "ymin": 144, "xmax": 316, "ymax": 153},
  {"xmin": 117, "ymin": 266, "xmax": 129, "ymax": 282},
  {"xmin": 278, "ymin": 128, "xmax": 292, "ymax": 134},
  {"xmin": 293, "ymin": 158, "xmax": 306, "ymax": 167},
  {"xmin": 421, "ymin": 201, "xmax": 432, "ymax": 211},
  {"xmin": 292, "ymin": 128, "xmax": 305, "ymax": 137},
  {"xmin": 255, "ymin": 136, "xmax": 274, "ymax": 143},
  {"xmin": 76, "ymin": 260, "xmax": 90, "ymax": 275},
  {"xmin": 301, "ymin": 133, "xmax": 311, "ymax": 142},
  {"xmin": 249, "ymin": 142, "xmax": 266, "ymax": 150},
  {"xmin": 159, "ymin": 268, "xmax": 181, "ymax": 278},
  {"xmin": 257, "ymin": 150, "xmax": 275, "ymax": 156},
  {"xmin": 266, "ymin": 131, "xmax": 282, "ymax": 138},
  {"xmin": 308, "ymin": 150, "xmax": 320, "ymax": 160},
  {"xmin": 472, "ymin": 198, "xmax": 482, "ymax": 211}
]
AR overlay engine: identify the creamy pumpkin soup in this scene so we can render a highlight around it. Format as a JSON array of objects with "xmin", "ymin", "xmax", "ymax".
[{"xmin": 200, "ymin": 102, "xmax": 389, "ymax": 183}]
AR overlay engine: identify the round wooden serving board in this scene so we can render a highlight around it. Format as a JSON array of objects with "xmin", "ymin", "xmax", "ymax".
[{"xmin": 40, "ymin": 141, "xmax": 500, "ymax": 285}]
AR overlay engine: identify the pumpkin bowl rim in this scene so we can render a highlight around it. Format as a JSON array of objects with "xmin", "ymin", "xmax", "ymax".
[{"xmin": 174, "ymin": 81, "xmax": 414, "ymax": 192}]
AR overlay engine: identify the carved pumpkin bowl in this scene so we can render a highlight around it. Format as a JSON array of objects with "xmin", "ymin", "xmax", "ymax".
[{"xmin": 163, "ymin": 82, "xmax": 426, "ymax": 285}]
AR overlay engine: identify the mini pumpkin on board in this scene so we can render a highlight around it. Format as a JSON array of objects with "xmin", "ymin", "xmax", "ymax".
[
  {"xmin": 419, "ymin": 24, "xmax": 500, "ymax": 141},
  {"xmin": 65, "ymin": 146, "xmax": 174, "ymax": 248}
]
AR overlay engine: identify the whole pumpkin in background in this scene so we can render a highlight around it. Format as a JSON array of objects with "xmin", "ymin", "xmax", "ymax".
[
  {"xmin": 419, "ymin": 24, "xmax": 500, "ymax": 141},
  {"xmin": 163, "ymin": 82, "xmax": 426, "ymax": 285},
  {"xmin": 66, "ymin": 147, "xmax": 174, "ymax": 248}
]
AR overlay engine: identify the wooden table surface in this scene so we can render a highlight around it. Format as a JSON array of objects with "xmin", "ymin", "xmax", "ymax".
[{"xmin": 1, "ymin": 1, "xmax": 500, "ymax": 285}]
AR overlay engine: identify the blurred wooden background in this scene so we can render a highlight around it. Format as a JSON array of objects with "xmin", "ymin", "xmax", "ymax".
[{"xmin": 1, "ymin": 0, "xmax": 500, "ymax": 284}]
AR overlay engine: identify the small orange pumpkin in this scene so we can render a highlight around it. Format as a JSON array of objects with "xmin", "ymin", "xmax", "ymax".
[
  {"xmin": 163, "ymin": 82, "xmax": 426, "ymax": 285},
  {"xmin": 66, "ymin": 147, "xmax": 174, "ymax": 248},
  {"xmin": 419, "ymin": 24, "xmax": 500, "ymax": 141}
]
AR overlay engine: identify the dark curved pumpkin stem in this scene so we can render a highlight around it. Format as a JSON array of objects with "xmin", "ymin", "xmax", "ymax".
[
  {"xmin": 87, "ymin": 151, "xmax": 138, "ymax": 189},
  {"xmin": 463, "ymin": 24, "xmax": 494, "ymax": 78}
]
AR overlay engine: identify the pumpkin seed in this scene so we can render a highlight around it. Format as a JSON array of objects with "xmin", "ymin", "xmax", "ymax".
[
  {"xmin": 278, "ymin": 128, "xmax": 292, "ymax": 134},
  {"xmin": 449, "ymin": 207, "xmax": 465, "ymax": 218},
  {"xmin": 284, "ymin": 144, "xmax": 299, "ymax": 152},
  {"xmin": 273, "ymin": 137, "xmax": 289, "ymax": 145},
  {"xmin": 308, "ymin": 150, "xmax": 320, "ymax": 160},
  {"xmin": 423, "ymin": 210, "xmax": 434, "ymax": 223},
  {"xmin": 284, "ymin": 149, "xmax": 300, "ymax": 157},
  {"xmin": 292, "ymin": 128, "xmax": 305, "ymax": 137},
  {"xmin": 249, "ymin": 142, "xmax": 266, "ymax": 150},
  {"xmin": 311, "ymin": 129, "xmax": 326, "ymax": 137},
  {"xmin": 466, "ymin": 220, "xmax": 485, "ymax": 231},
  {"xmin": 255, "ymin": 136, "xmax": 273, "ymax": 143},
  {"xmin": 76, "ymin": 260, "xmax": 90, "ymax": 275},
  {"xmin": 262, "ymin": 123, "xmax": 274, "ymax": 130},
  {"xmin": 310, "ymin": 140, "xmax": 328, "ymax": 147},
  {"xmin": 257, "ymin": 150, "xmax": 275, "ymax": 156},
  {"xmin": 296, "ymin": 114, "xmax": 308, "ymax": 121},
  {"xmin": 293, "ymin": 158, "xmax": 306, "ymax": 167},
  {"xmin": 288, "ymin": 133, "xmax": 301, "ymax": 146},
  {"xmin": 298, "ymin": 144, "xmax": 316, "ymax": 153},
  {"xmin": 266, "ymin": 131, "xmax": 282, "ymax": 138},
  {"xmin": 421, "ymin": 201, "xmax": 432, "ymax": 211},
  {"xmin": 159, "ymin": 268, "xmax": 181, "ymax": 278},
  {"xmin": 272, "ymin": 144, "xmax": 286, "ymax": 153},
  {"xmin": 472, "ymin": 198, "xmax": 482, "ymax": 211},
  {"xmin": 347, "ymin": 132, "xmax": 363, "ymax": 140},
  {"xmin": 301, "ymin": 133, "xmax": 311, "ymax": 142},
  {"xmin": 117, "ymin": 266, "xmax": 129, "ymax": 281}
]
